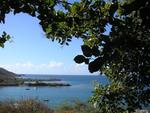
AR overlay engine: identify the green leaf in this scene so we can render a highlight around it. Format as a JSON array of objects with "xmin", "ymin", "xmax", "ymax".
[
  {"xmin": 0, "ymin": 43, "xmax": 4, "ymax": 48},
  {"xmin": 47, "ymin": 0, "xmax": 55, "ymax": 7}
]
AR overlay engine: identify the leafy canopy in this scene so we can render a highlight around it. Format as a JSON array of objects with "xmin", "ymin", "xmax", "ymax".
[{"xmin": 0, "ymin": 0, "xmax": 150, "ymax": 112}]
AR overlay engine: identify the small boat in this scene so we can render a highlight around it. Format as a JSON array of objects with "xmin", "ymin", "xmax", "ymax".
[
  {"xmin": 25, "ymin": 88, "xmax": 30, "ymax": 90},
  {"xmin": 43, "ymin": 99, "xmax": 49, "ymax": 101}
]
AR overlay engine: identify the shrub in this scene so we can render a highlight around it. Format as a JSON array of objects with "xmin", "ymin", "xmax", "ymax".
[{"xmin": 0, "ymin": 99, "xmax": 54, "ymax": 113}]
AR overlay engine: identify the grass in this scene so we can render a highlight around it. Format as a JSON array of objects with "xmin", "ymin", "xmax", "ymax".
[
  {"xmin": 0, "ymin": 99, "xmax": 148, "ymax": 113},
  {"xmin": 54, "ymin": 100, "xmax": 99, "ymax": 113},
  {"xmin": 0, "ymin": 99, "xmax": 53, "ymax": 113},
  {"xmin": 0, "ymin": 99, "xmax": 98, "ymax": 113}
]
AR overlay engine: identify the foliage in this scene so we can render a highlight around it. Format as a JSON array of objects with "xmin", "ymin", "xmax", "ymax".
[
  {"xmin": 0, "ymin": 99, "xmax": 53, "ymax": 113},
  {"xmin": 0, "ymin": 32, "xmax": 11, "ymax": 47},
  {"xmin": 0, "ymin": 99, "xmax": 98, "ymax": 113},
  {"xmin": 0, "ymin": 0, "xmax": 150, "ymax": 112},
  {"xmin": 55, "ymin": 100, "xmax": 99, "ymax": 113}
]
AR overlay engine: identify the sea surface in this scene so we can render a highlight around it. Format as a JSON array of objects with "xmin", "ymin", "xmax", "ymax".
[{"xmin": 0, "ymin": 75, "xmax": 107, "ymax": 106}]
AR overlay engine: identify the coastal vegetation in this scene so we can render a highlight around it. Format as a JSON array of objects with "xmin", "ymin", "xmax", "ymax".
[
  {"xmin": 0, "ymin": 68, "xmax": 71, "ymax": 87},
  {"xmin": 0, "ymin": 99, "xmax": 100, "ymax": 113},
  {"xmin": 0, "ymin": 67, "xmax": 23, "ymax": 86},
  {"xmin": 0, "ymin": 68, "xmax": 16, "ymax": 80},
  {"xmin": 0, "ymin": 99, "xmax": 54, "ymax": 113},
  {"xmin": 0, "ymin": 99, "xmax": 148, "ymax": 113},
  {"xmin": 0, "ymin": 0, "xmax": 150, "ymax": 113}
]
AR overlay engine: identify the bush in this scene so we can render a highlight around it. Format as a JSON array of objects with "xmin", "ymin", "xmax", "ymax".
[
  {"xmin": 0, "ymin": 99, "xmax": 99, "ymax": 113},
  {"xmin": 0, "ymin": 99, "xmax": 54, "ymax": 113},
  {"xmin": 55, "ymin": 100, "xmax": 99, "ymax": 113}
]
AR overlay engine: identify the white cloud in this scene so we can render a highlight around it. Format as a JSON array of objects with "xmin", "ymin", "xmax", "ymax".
[
  {"xmin": 0, "ymin": 61, "xmax": 63, "ymax": 74},
  {"xmin": 57, "ymin": 63, "xmax": 96, "ymax": 75},
  {"xmin": 73, "ymin": 63, "xmax": 90, "ymax": 75},
  {"xmin": 0, "ymin": 62, "xmax": 97, "ymax": 75}
]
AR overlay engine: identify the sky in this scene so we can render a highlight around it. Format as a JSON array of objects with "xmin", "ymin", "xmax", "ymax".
[{"xmin": 0, "ymin": 13, "xmax": 98, "ymax": 75}]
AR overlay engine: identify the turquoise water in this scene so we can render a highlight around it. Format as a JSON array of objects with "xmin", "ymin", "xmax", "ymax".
[{"xmin": 0, "ymin": 75, "xmax": 107, "ymax": 106}]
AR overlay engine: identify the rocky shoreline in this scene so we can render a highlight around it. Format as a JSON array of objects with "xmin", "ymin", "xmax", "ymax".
[
  {"xmin": 25, "ymin": 82, "xmax": 71, "ymax": 87},
  {"xmin": 0, "ymin": 68, "xmax": 71, "ymax": 87},
  {"xmin": 0, "ymin": 78, "xmax": 71, "ymax": 87}
]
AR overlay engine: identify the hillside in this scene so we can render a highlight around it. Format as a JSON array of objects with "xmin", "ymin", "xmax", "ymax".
[{"xmin": 0, "ymin": 68, "xmax": 16, "ymax": 80}]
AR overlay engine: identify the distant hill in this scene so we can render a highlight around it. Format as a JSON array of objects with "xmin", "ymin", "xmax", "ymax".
[{"xmin": 0, "ymin": 68, "xmax": 16, "ymax": 80}]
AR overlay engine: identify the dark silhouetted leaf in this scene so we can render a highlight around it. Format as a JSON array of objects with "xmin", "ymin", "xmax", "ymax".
[
  {"xmin": 88, "ymin": 57, "xmax": 103, "ymax": 73},
  {"xmin": 92, "ymin": 46, "xmax": 100, "ymax": 57},
  {"xmin": 81, "ymin": 45, "xmax": 92, "ymax": 57},
  {"xmin": 85, "ymin": 58, "xmax": 89, "ymax": 64},
  {"xmin": 74, "ymin": 55, "xmax": 86, "ymax": 64}
]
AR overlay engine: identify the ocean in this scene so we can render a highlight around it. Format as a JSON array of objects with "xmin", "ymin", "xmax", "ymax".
[{"xmin": 0, "ymin": 75, "xmax": 107, "ymax": 107}]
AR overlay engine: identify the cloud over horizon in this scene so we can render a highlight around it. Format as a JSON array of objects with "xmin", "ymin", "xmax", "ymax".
[
  {"xmin": 0, "ymin": 61, "xmax": 63, "ymax": 74},
  {"xmin": 0, "ymin": 61, "xmax": 95, "ymax": 75}
]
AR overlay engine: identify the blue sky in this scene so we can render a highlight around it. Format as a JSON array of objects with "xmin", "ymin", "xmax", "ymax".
[{"xmin": 0, "ymin": 13, "xmax": 98, "ymax": 75}]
